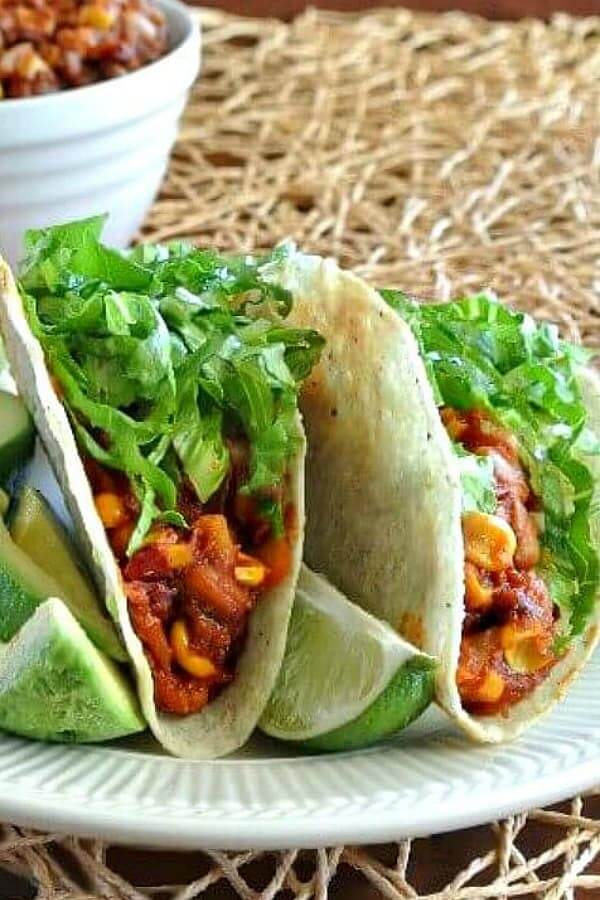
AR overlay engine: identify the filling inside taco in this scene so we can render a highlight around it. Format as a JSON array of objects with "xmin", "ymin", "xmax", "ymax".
[
  {"xmin": 383, "ymin": 290, "xmax": 600, "ymax": 718},
  {"xmin": 17, "ymin": 217, "xmax": 323, "ymax": 716},
  {"xmin": 85, "ymin": 452, "xmax": 297, "ymax": 714},
  {"xmin": 442, "ymin": 407, "xmax": 557, "ymax": 714}
]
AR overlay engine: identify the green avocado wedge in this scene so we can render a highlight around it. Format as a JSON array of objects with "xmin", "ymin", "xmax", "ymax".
[
  {"xmin": 0, "ymin": 598, "xmax": 144, "ymax": 743},
  {"xmin": 0, "ymin": 391, "xmax": 34, "ymax": 483},
  {"xmin": 0, "ymin": 488, "xmax": 8, "ymax": 518},
  {"xmin": 260, "ymin": 566, "xmax": 436, "ymax": 752},
  {"xmin": 0, "ymin": 501, "xmax": 125, "ymax": 661}
]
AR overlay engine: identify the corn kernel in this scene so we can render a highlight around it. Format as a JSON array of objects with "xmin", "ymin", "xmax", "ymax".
[
  {"xmin": 463, "ymin": 511, "xmax": 516, "ymax": 572},
  {"xmin": 234, "ymin": 553, "xmax": 267, "ymax": 588},
  {"xmin": 501, "ymin": 624, "xmax": 550, "ymax": 674},
  {"xmin": 164, "ymin": 543, "xmax": 193, "ymax": 570},
  {"xmin": 464, "ymin": 562, "xmax": 493, "ymax": 611},
  {"xmin": 170, "ymin": 620, "xmax": 217, "ymax": 679},
  {"xmin": 79, "ymin": 5, "xmax": 115, "ymax": 29},
  {"xmin": 475, "ymin": 670, "xmax": 505, "ymax": 703},
  {"xmin": 95, "ymin": 492, "xmax": 128, "ymax": 530}
]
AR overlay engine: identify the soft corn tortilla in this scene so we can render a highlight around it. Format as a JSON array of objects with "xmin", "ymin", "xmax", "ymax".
[
  {"xmin": 0, "ymin": 258, "xmax": 305, "ymax": 759},
  {"xmin": 262, "ymin": 247, "xmax": 600, "ymax": 742}
]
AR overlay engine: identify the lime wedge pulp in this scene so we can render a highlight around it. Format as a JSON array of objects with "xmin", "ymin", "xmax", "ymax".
[
  {"xmin": 260, "ymin": 565, "xmax": 436, "ymax": 751},
  {"xmin": 0, "ymin": 597, "xmax": 144, "ymax": 743}
]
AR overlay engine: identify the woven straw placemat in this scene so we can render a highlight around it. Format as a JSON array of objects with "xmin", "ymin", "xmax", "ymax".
[{"xmin": 3, "ymin": 7, "xmax": 600, "ymax": 898}]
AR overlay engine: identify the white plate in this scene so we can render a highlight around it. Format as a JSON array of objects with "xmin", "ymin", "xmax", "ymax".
[{"xmin": 0, "ymin": 439, "xmax": 598, "ymax": 850}]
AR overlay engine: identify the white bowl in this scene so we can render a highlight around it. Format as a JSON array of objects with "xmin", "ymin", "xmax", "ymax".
[{"xmin": 0, "ymin": 0, "xmax": 200, "ymax": 267}]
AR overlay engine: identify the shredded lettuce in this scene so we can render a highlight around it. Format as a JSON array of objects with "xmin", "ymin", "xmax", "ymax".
[
  {"xmin": 19, "ymin": 217, "xmax": 324, "ymax": 554},
  {"xmin": 455, "ymin": 447, "xmax": 497, "ymax": 515},
  {"xmin": 382, "ymin": 289, "xmax": 600, "ymax": 640}
]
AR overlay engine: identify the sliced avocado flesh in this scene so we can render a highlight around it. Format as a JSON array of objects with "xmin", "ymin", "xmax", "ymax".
[
  {"xmin": 0, "ymin": 489, "xmax": 8, "ymax": 518},
  {"xmin": 0, "ymin": 392, "xmax": 34, "ymax": 483},
  {"xmin": 0, "ymin": 598, "xmax": 144, "ymax": 743},
  {"xmin": 0, "ymin": 502, "xmax": 125, "ymax": 662},
  {"xmin": 299, "ymin": 657, "xmax": 436, "ymax": 753}
]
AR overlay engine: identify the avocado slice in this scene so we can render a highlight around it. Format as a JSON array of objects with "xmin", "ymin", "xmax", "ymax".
[
  {"xmin": 0, "ymin": 489, "xmax": 8, "ymax": 518},
  {"xmin": 0, "ymin": 502, "xmax": 126, "ymax": 661},
  {"xmin": 0, "ymin": 598, "xmax": 144, "ymax": 743},
  {"xmin": 0, "ymin": 391, "xmax": 34, "ymax": 483}
]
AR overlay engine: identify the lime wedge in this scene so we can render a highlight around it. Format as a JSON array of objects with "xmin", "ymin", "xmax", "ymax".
[
  {"xmin": 0, "ymin": 597, "xmax": 144, "ymax": 743},
  {"xmin": 260, "ymin": 566, "xmax": 435, "ymax": 751}
]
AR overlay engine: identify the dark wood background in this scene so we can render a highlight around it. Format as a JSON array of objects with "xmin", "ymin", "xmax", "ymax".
[{"xmin": 192, "ymin": 0, "xmax": 599, "ymax": 20}]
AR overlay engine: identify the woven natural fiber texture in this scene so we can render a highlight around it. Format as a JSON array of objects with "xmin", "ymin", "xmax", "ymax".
[{"xmin": 3, "ymin": 6, "xmax": 600, "ymax": 899}]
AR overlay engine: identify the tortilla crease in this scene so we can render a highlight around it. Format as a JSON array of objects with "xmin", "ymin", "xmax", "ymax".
[
  {"xmin": 262, "ymin": 247, "xmax": 600, "ymax": 742},
  {"xmin": 0, "ymin": 258, "xmax": 305, "ymax": 759}
]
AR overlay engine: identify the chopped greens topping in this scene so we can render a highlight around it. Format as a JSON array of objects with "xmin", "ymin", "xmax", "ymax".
[
  {"xmin": 19, "ymin": 216, "xmax": 323, "ymax": 554},
  {"xmin": 382, "ymin": 289, "xmax": 600, "ymax": 639},
  {"xmin": 454, "ymin": 446, "xmax": 497, "ymax": 515}
]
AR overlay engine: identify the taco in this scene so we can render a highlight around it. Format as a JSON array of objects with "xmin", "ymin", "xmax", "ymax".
[
  {"xmin": 261, "ymin": 247, "xmax": 600, "ymax": 742},
  {"xmin": 0, "ymin": 218, "xmax": 323, "ymax": 758}
]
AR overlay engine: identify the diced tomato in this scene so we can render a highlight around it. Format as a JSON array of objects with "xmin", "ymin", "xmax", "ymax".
[
  {"xmin": 184, "ymin": 563, "xmax": 251, "ymax": 626},
  {"xmin": 124, "ymin": 544, "xmax": 173, "ymax": 582},
  {"xmin": 447, "ymin": 408, "xmax": 519, "ymax": 464},
  {"xmin": 256, "ymin": 536, "xmax": 292, "ymax": 588},
  {"xmin": 126, "ymin": 581, "xmax": 173, "ymax": 671},
  {"xmin": 146, "ymin": 582, "xmax": 177, "ymax": 622},
  {"xmin": 187, "ymin": 612, "xmax": 233, "ymax": 665},
  {"xmin": 192, "ymin": 515, "xmax": 238, "ymax": 569},
  {"xmin": 151, "ymin": 665, "xmax": 210, "ymax": 715}
]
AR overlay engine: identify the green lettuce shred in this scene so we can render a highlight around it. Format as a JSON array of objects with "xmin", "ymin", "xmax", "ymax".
[
  {"xmin": 382, "ymin": 289, "xmax": 599, "ymax": 640},
  {"xmin": 19, "ymin": 217, "xmax": 323, "ymax": 554}
]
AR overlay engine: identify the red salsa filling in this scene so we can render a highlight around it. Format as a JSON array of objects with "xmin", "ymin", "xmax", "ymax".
[
  {"xmin": 85, "ymin": 449, "xmax": 294, "ymax": 716},
  {"xmin": 441, "ymin": 408, "xmax": 559, "ymax": 716}
]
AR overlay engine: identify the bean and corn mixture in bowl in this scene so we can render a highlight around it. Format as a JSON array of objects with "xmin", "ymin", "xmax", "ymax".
[{"xmin": 0, "ymin": 0, "xmax": 168, "ymax": 98}]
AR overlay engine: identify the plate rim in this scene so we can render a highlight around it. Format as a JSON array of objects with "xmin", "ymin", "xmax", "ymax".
[{"xmin": 0, "ymin": 734, "xmax": 598, "ymax": 850}]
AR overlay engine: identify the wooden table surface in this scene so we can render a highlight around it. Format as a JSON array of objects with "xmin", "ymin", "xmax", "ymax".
[{"xmin": 192, "ymin": 0, "xmax": 600, "ymax": 20}]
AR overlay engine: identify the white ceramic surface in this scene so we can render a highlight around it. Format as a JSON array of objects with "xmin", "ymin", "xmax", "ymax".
[
  {"xmin": 0, "ymin": 432, "xmax": 597, "ymax": 851},
  {"xmin": 0, "ymin": 0, "xmax": 200, "ymax": 267}
]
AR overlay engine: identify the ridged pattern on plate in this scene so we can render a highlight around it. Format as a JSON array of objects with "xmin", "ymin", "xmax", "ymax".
[{"xmin": 0, "ymin": 648, "xmax": 598, "ymax": 849}]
